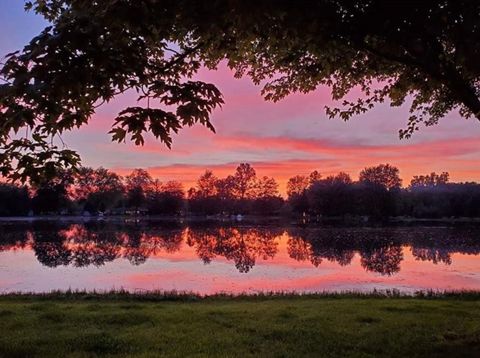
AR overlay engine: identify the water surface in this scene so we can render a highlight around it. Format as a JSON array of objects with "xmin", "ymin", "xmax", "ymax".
[{"xmin": 0, "ymin": 221, "xmax": 479, "ymax": 294}]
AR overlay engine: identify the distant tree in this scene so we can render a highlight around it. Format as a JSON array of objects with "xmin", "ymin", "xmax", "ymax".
[
  {"xmin": 286, "ymin": 175, "xmax": 309, "ymax": 199},
  {"xmin": 308, "ymin": 173, "xmax": 354, "ymax": 216},
  {"xmin": 255, "ymin": 176, "xmax": 280, "ymax": 198},
  {"xmin": 353, "ymin": 182, "xmax": 394, "ymax": 219},
  {"xmin": 73, "ymin": 167, "xmax": 124, "ymax": 212},
  {"xmin": 196, "ymin": 170, "xmax": 218, "ymax": 197},
  {"xmin": 148, "ymin": 181, "xmax": 185, "ymax": 215},
  {"xmin": 410, "ymin": 172, "xmax": 450, "ymax": 188},
  {"xmin": 6, "ymin": 2, "xmax": 480, "ymax": 182},
  {"xmin": 0, "ymin": 183, "xmax": 30, "ymax": 216},
  {"xmin": 252, "ymin": 176, "xmax": 283, "ymax": 214},
  {"xmin": 233, "ymin": 163, "xmax": 257, "ymax": 199},
  {"xmin": 325, "ymin": 172, "xmax": 353, "ymax": 185},
  {"xmin": 31, "ymin": 170, "xmax": 74, "ymax": 214},
  {"xmin": 215, "ymin": 176, "xmax": 236, "ymax": 201},
  {"xmin": 125, "ymin": 169, "xmax": 153, "ymax": 210},
  {"xmin": 308, "ymin": 170, "xmax": 322, "ymax": 186},
  {"xmin": 359, "ymin": 164, "xmax": 402, "ymax": 190}
]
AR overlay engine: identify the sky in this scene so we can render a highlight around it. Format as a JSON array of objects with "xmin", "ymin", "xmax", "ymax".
[{"xmin": 2, "ymin": 1, "xmax": 480, "ymax": 195}]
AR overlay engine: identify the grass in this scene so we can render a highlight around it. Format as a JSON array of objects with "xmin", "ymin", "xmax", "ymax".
[{"xmin": 0, "ymin": 292, "xmax": 479, "ymax": 357}]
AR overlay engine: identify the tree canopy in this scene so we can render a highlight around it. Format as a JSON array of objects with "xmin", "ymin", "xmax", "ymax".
[{"xmin": 1, "ymin": 0, "xmax": 480, "ymax": 182}]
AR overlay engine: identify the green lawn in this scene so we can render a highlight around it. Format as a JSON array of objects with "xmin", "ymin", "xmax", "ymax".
[{"xmin": 0, "ymin": 294, "xmax": 479, "ymax": 357}]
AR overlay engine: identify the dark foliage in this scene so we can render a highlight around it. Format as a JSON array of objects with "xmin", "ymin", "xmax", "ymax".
[
  {"xmin": 1, "ymin": 1, "xmax": 480, "ymax": 182},
  {"xmin": 0, "ymin": 183, "xmax": 30, "ymax": 216},
  {"xmin": 2, "ymin": 163, "xmax": 480, "ymax": 219}
]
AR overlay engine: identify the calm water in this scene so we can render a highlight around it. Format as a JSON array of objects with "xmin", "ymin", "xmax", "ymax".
[{"xmin": 0, "ymin": 221, "xmax": 479, "ymax": 294}]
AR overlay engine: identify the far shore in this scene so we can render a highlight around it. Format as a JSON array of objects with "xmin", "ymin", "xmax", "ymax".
[{"xmin": 1, "ymin": 215, "xmax": 480, "ymax": 226}]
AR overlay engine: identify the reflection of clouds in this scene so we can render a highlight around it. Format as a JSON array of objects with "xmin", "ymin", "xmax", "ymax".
[{"xmin": 1, "ymin": 224, "xmax": 480, "ymax": 274}]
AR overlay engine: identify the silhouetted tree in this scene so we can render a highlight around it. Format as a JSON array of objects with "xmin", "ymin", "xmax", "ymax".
[
  {"xmin": 233, "ymin": 163, "xmax": 257, "ymax": 200},
  {"xmin": 31, "ymin": 170, "xmax": 74, "ymax": 214},
  {"xmin": 0, "ymin": 183, "xmax": 30, "ymax": 216},
  {"xmin": 125, "ymin": 169, "xmax": 153, "ymax": 211},
  {"xmin": 308, "ymin": 173, "xmax": 354, "ymax": 216},
  {"xmin": 148, "ymin": 181, "xmax": 185, "ymax": 215},
  {"xmin": 73, "ymin": 167, "xmax": 124, "ymax": 213},
  {"xmin": 410, "ymin": 172, "xmax": 450, "ymax": 188},
  {"xmin": 286, "ymin": 175, "xmax": 310, "ymax": 214},
  {"xmin": 359, "ymin": 164, "xmax": 402, "ymax": 190}
]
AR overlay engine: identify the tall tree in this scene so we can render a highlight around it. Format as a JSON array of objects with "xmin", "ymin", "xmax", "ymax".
[
  {"xmin": 73, "ymin": 167, "xmax": 124, "ymax": 212},
  {"xmin": 286, "ymin": 175, "xmax": 309, "ymax": 199},
  {"xmin": 2, "ymin": 1, "xmax": 480, "ymax": 182},
  {"xmin": 255, "ymin": 176, "xmax": 279, "ymax": 198},
  {"xmin": 359, "ymin": 164, "xmax": 402, "ymax": 190},
  {"xmin": 196, "ymin": 170, "xmax": 218, "ymax": 197},
  {"xmin": 125, "ymin": 169, "xmax": 153, "ymax": 209},
  {"xmin": 233, "ymin": 163, "xmax": 257, "ymax": 199}
]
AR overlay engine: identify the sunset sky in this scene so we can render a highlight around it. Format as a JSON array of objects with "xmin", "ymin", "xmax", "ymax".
[{"xmin": 2, "ymin": 1, "xmax": 480, "ymax": 194}]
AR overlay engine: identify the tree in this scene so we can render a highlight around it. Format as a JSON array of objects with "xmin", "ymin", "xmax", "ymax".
[
  {"xmin": 308, "ymin": 173, "xmax": 354, "ymax": 216},
  {"xmin": 73, "ymin": 167, "xmax": 124, "ymax": 212},
  {"xmin": 286, "ymin": 175, "xmax": 309, "ymax": 199},
  {"xmin": 0, "ymin": 183, "xmax": 30, "ymax": 216},
  {"xmin": 309, "ymin": 170, "xmax": 322, "ymax": 186},
  {"xmin": 252, "ymin": 176, "xmax": 283, "ymax": 214},
  {"xmin": 2, "ymin": 1, "xmax": 480, "ymax": 182},
  {"xmin": 125, "ymin": 169, "xmax": 153, "ymax": 210},
  {"xmin": 233, "ymin": 163, "xmax": 257, "ymax": 199},
  {"xmin": 147, "ymin": 181, "xmax": 185, "ymax": 215},
  {"xmin": 31, "ymin": 169, "xmax": 74, "ymax": 214},
  {"xmin": 410, "ymin": 172, "xmax": 450, "ymax": 188},
  {"xmin": 326, "ymin": 172, "xmax": 353, "ymax": 185},
  {"xmin": 359, "ymin": 164, "xmax": 402, "ymax": 190},
  {"xmin": 254, "ymin": 176, "xmax": 279, "ymax": 198},
  {"xmin": 196, "ymin": 170, "xmax": 218, "ymax": 197}
]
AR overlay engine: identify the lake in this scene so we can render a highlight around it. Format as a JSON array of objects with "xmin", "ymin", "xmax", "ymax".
[{"xmin": 0, "ymin": 220, "xmax": 479, "ymax": 294}]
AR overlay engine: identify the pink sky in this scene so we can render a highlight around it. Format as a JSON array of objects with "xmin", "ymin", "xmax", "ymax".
[
  {"xmin": 69, "ymin": 63, "xmax": 480, "ymax": 194},
  {"xmin": 2, "ymin": 2, "xmax": 480, "ymax": 195}
]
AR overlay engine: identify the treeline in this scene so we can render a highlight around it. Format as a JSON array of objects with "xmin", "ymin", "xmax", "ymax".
[{"xmin": 1, "ymin": 163, "xmax": 480, "ymax": 219}]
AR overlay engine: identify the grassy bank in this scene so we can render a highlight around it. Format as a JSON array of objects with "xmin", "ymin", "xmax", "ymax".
[{"xmin": 0, "ymin": 293, "xmax": 479, "ymax": 357}]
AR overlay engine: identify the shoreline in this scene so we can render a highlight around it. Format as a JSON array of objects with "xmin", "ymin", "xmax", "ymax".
[
  {"xmin": 2, "ymin": 289, "xmax": 480, "ymax": 301},
  {"xmin": 1, "ymin": 215, "xmax": 480, "ymax": 225}
]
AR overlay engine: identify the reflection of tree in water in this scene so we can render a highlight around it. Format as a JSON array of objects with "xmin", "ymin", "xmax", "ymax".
[
  {"xmin": 2, "ymin": 223, "xmax": 480, "ymax": 274},
  {"xmin": 411, "ymin": 247, "xmax": 452, "ymax": 265},
  {"xmin": 22, "ymin": 223, "xmax": 184, "ymax": 267},
  {"xmin": 0, "ymin": 225, "xmax": 31, "ymax": 253},
  {"xmin": 408, "ymin": 228, "xmax": 480, "ymax": 265},
  {"xmin": 360, "ymin": 245, "xmax": 403, "ymax": 276},
  {"xmin": 117, "ymin": 226, "xmax": 184, "ymax": 265},
  {"xmin": 287, "ymin": 237, "xmax": 315, "ymax": 263},
  {"xmin": 34, "ymin": 241, "xmax": 72, "ymax": 267},
  {"xmin": 287, "ymin": 229, "xmax": 357, "ymax": 268},
  {"xmin": 59, "ymin": 225, "xmax": 121, "ymax": 267},
  {"xmin": 286, "ymin": 227, "xmax": 480, "ymax": 275},
  {"xmin": 186, "ymin": 227, "xmax": 281, "ymax": 273},
  {"xmin": 287, "ymin": 228, "xmax": 403, "ymax": 276}
]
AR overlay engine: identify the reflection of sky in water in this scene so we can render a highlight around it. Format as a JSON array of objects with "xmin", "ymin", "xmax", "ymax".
[{"xmin": 0, "ymin": 222, "xmax": 479, "ymax": 294}]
